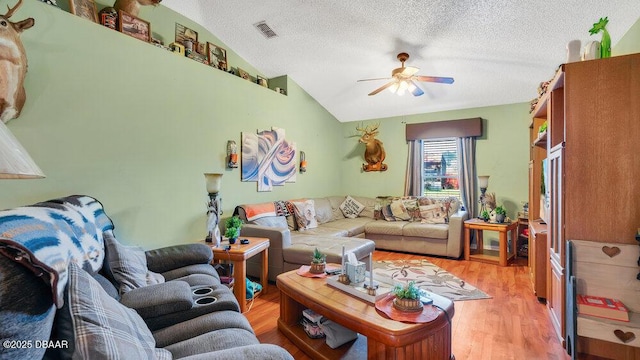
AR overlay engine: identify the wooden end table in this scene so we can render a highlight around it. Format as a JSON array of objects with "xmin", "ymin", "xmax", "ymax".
[
  {"xmin": 205, "ymin": 237, "xmax": 269, "ymax": 313},
  {"xmin": 277, "ymin": 269, "xmax": 454, "ymax": 360},
  {"xmin": 464, "ymin": 218, "xmax": 518, "ymax": 266}
]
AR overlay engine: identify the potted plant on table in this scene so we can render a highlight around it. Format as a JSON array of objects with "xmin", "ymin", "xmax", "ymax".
[
  {"xmin": 392, "ymin": 281, "xmax": 423, "ymax": 312},
  {"xmin": 224, "ymin": 216, "xmax": 243, "ymax": 244},
  {"xmin": 309, "ymin": 248, "xmax": 326, "ymax": 274},
  {"xmin": 494, "ymin": 205, "xmax": 507, "ymax": 223}
]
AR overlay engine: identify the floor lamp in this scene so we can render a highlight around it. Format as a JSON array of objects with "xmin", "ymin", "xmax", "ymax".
[{"xmin": 0, "ymin": 121, "xmax": 44, "ymax": 179}]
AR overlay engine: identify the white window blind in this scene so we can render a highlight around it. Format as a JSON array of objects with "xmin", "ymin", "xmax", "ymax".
[{"xmin": 422, "ymin": 138, "xmax": 461, "ymax": 199}]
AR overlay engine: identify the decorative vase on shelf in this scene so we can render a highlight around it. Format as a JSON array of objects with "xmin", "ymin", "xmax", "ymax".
[
  {"xmin": 589, "ymin": 17, "xmax": 611, "ymax": 59},
  {"xmin": 228, "ymin": 237, "xmax": 237, "ymax": 245}
]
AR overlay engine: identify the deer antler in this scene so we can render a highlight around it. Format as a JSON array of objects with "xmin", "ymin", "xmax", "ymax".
[
  {"xmin": 368, "ymin": 123, "xmax": 380, "ymax": 133},
  {"xmin": 4, "ymin": 0, "xmax": 23, "ymax": 19},
  {"xmin": 355, "ymin": 123, "xmax": 368, "ymax": 133}
]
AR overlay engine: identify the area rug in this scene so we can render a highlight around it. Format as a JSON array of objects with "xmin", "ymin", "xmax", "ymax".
[{"xmin": 373, "ymin": 260, "xmax": 490, "ymax": 301}]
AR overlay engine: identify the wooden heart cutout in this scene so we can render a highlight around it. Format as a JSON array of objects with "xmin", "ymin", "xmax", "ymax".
[
  {"xmin": 602, "ymin": 246, "xmax": 621, "ymax": 258},
  {"xmin": 614, "ymin": 330, "xmax": 635, "ymax": 343}
]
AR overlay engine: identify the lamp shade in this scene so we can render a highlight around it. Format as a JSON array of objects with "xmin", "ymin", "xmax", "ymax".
[
  {"xmin": 204, "ymin": 173, "xmax": 222, "ymax": 193},
  {"xmin": 0, "ymin": 120, "xmax": 45, "ymax": 179},
  {"xmin": 478, "ymin": 175, "xmax": 490, "ymax": 189}
]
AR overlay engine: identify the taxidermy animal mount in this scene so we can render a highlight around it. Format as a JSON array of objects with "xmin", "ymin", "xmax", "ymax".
[
  {"xmin": 356, "ymin": 123, "xmax": 387, "ymax": 172},
  {"xmin": 113, "ymin": 0, "xmax": 162, "ymax": 17},
  {"xmin": 0, "ymin": 0, "xmax": 34, "ymax": 123}
]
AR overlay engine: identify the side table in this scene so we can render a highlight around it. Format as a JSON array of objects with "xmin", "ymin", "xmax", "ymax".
[
  {"xmin": 464, "ymin": 218, "xmax": 517, "ymax": 266},
  {"xmin": 205, "ymin": 237, "xmax": 269, "ymax": 313}
]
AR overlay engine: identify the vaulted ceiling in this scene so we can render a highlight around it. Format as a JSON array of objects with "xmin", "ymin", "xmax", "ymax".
[{"xmin": 163, "ymin": 1, "xmax": 640, "ymax": 122}]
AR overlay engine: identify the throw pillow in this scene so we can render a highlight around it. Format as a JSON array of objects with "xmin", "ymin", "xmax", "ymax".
[
  {"xmin": 419, "ymin": 203, "xmax": 447, "ymax": 224},
  {"xmin": 291, "ymin": 200, "xmax": 318, "ymax": 230},
  {"xmin": 339, "ymin": 196, "xmax": 365, "ymax": 219},
  {"xmin": 104, "ymin": 232, "xmax": 148, "ymax": 294},
  {"xmin": 390, "ymin": 199, "xmax": 411, "ymax": 221},
  {"xmin": 62, "ymin": 261, "xmax": 171, "ymax": 360},
  {"xmin": 381, "ymin": 204, "xmax": 396, "ymax": 222}
]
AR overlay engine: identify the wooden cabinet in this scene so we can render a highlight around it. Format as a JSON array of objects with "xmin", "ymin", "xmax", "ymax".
[
  {"xmin": 529, "ymin": 53, "xmax": 640, "ymax": 356},
  {"xmin": 529, "ymin": 220, "xmax": 547, "ymax": 299}
]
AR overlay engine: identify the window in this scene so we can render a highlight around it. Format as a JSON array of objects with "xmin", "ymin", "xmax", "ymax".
[{"xmin": 422, "ymin": 138, "xmax": 461, "ymax": 199}]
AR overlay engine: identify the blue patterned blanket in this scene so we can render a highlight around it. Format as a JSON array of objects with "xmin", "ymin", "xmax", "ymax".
[{"xmin": 0, "ymin": 195, "xmax": 114, "ymax": 308}]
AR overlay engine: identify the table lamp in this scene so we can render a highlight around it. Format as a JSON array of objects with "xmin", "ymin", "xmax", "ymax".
[
  {"xmin": 204, "ymin": 173, "xmax": 222, "ymax": 245},
  {"xmin": 478, "ymin": 175, "xmax": 490, "ymax": 218}
]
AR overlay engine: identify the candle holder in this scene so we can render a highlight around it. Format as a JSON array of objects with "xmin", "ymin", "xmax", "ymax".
[
  {"xmin": 338, "ymin": 273, "xmax": 350, "ymax": 284},
  {"xmin": 364, "ymin": 283, "xmax": 378, "ymax": 296}
]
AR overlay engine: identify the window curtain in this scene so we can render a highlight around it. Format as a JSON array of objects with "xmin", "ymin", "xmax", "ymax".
[
  {"xmin": 457, "ymin": 137, "xmax": 477, "ymax": 217},
  {"xmin": 404, "ymin": 140, "xmax": 422, "ymax": 196}
]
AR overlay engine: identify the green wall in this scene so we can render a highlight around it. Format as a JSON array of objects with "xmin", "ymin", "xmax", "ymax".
[
  {"xmin": 339, "ymin": 103, "xmax": 531, "ymax": 218},
  {"xmin": 2, "ymin": 1, "xmax": 342, "ymax": 248},
  {"xmin": 3, "ymin": 2, "xmax": 638, "ymax": 249}
]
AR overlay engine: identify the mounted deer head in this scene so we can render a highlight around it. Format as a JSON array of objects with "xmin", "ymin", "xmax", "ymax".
[
  {"xmin": 113, "ymin": 0, "xmax": 162, "ymax": 17},
  {"xmin": 356, "ymin": 123, "xmax": 387, "ymax": 172},
  {"xmin": 0, "ymin": 0, "xmax": 34, "ymax": 123}
]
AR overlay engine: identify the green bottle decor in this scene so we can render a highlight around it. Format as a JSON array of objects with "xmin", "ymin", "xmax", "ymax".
[{"xmin": 589, "ymin": 17, "xmax": 611, "ymax": 59}]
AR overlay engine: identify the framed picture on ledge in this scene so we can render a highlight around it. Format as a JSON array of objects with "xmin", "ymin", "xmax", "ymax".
[
  {"xmin": 119, "ymin": 11, "xmax": 151, "ymax": 43},
  {"xmin": 69, "ymin": 0, "xmax": 98, "ymax": 23},
  {"xmin": 207, "ymin": 42, "xmax": 227, "ymax": 71}
]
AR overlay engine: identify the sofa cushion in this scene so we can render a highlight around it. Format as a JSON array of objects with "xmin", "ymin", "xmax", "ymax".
[
  {"xmin": 364, "ymin": 221, "xmax": 406, "ymax": 236},
  {"xmin": 326, "ymin": 196, "xmax": 347, "ymax": 221},
  {"xmin": 291, "ymin": 200, "xmax": 318, "ymax": 230},
  {"xmin": 349, "ymin": 196, "xmax": 376, "ymax": 219},
  {"xmin": 312, "ymin": 197, "xmax": 334, "ymax": 224},
  {"xmin": 293, "ymin": 226, "xmax": 349, "ymax": 237},
  {"xmin": 321, "ymin": 217, "xmax": 372, "ymax": 237},
  {"xmin": 402, "ymin": 222, "xmax": 449, "ymax": 239},
  {"xmin": 104, "ymin": 232, "xmax": 149, "ymax": 294},
  {"xmin": 283, "ymin": 236, "xmax": 375, "ymax": 265},
  {"xmin": 62, "ymin": 261, "xmax": 171, "ymax": 360},
  {"xmin": 252, "ymin": 216, "xmax": 288, "ymax": 228}
]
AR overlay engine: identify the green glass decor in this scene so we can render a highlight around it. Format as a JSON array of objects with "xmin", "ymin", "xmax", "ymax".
[{"xmin": 589, "ymin": 17, "xmax": 611, "ymax": 59}]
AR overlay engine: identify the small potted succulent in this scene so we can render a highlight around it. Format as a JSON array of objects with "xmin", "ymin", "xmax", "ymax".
[
  {"xmin": 309, "ymin": 248, "xmax": 326, "ymax": 274},
  {"xmin": 494, "ymin": 205, "xmax": 507, "ymax": 223},
  {"xmin": 480, "ymin": 209, "xmax": 490, "ymax": 222},
  {"xmin": 224, "ymin": 216, "xmax": 243, "ymax": 244},
  {"xmin": 392, "ymin": 281, "xmax": 423, "ymax": 312}
]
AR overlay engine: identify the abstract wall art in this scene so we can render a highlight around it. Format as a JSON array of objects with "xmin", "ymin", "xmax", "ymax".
[{"xmin": 241, "ymin": 128, "xmax": 297, "ymax": 192}]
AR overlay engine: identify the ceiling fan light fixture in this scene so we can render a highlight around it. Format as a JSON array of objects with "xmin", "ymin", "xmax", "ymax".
[
  {"xmin": 388, "ymin": 82, "xmax": 399, "ymax": 94},
  {"xmin": 397, "ymin": 80, "xmax": 408, "ymax": 96},
  {"xmin": 407, "ymin": 81, "xmax": 416, "ymax": 92}
]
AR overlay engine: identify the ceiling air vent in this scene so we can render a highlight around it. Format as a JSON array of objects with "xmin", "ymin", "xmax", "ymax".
[{"xmin": 254, "ymin": 21, "xmax": 278, "ymax": 39}]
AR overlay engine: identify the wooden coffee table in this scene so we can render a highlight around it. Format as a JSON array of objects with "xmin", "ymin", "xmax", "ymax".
[
  {"xmin": 277, "ymin": 269, "xmax": 454, "ymax": 360},
  {"xmin": 206, "ymin": 237, "xmax": 269, "ymax": 313}
]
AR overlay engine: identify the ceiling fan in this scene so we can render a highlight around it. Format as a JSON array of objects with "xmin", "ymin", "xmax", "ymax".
[{"xmin": 358, "ymin": 52, "xmax": 454, "ymax": 96}]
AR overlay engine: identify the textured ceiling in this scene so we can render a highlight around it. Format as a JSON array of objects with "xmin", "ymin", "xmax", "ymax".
[{"xmin": 163, "ymin": 1, "xmax": 640, "ymax": 122}]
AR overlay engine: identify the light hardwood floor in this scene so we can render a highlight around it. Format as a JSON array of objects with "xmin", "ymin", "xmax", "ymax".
[{"xmin": 243, "ymin": 250, "xmax": 570, "ymax": 360}]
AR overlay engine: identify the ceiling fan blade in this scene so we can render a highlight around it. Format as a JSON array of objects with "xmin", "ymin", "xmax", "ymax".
[
  {"xmin": 409, "ymin": 81, "xmax": 424, "ymax": 96},
  {"xmin": 415, "ymin": 75, "xmax": 455, "ymax": 84},
  {"xmin": 401, "ymin": 66, "xmax": 420, "ymax": 77},
  {"xmin": 368, "ymin": 81, "xmax": 396, "ymax": 96},
  {"xmin": 357, "ymin": 77, "xmax": 392, "ymax": 82}
]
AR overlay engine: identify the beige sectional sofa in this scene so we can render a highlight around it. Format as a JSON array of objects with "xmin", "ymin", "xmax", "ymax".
[{"xmin": 235, "ymin": 195, "xmax": 468, "ymax": 282}]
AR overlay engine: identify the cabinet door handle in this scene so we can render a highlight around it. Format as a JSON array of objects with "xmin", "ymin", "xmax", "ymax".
[
  {"xmin": 602, "ymin": 246, "xmax": 621, "ymax": 258},
  {"xmin": 614, "ymin": 329, "xmax": 635, "ymax": 343}
]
